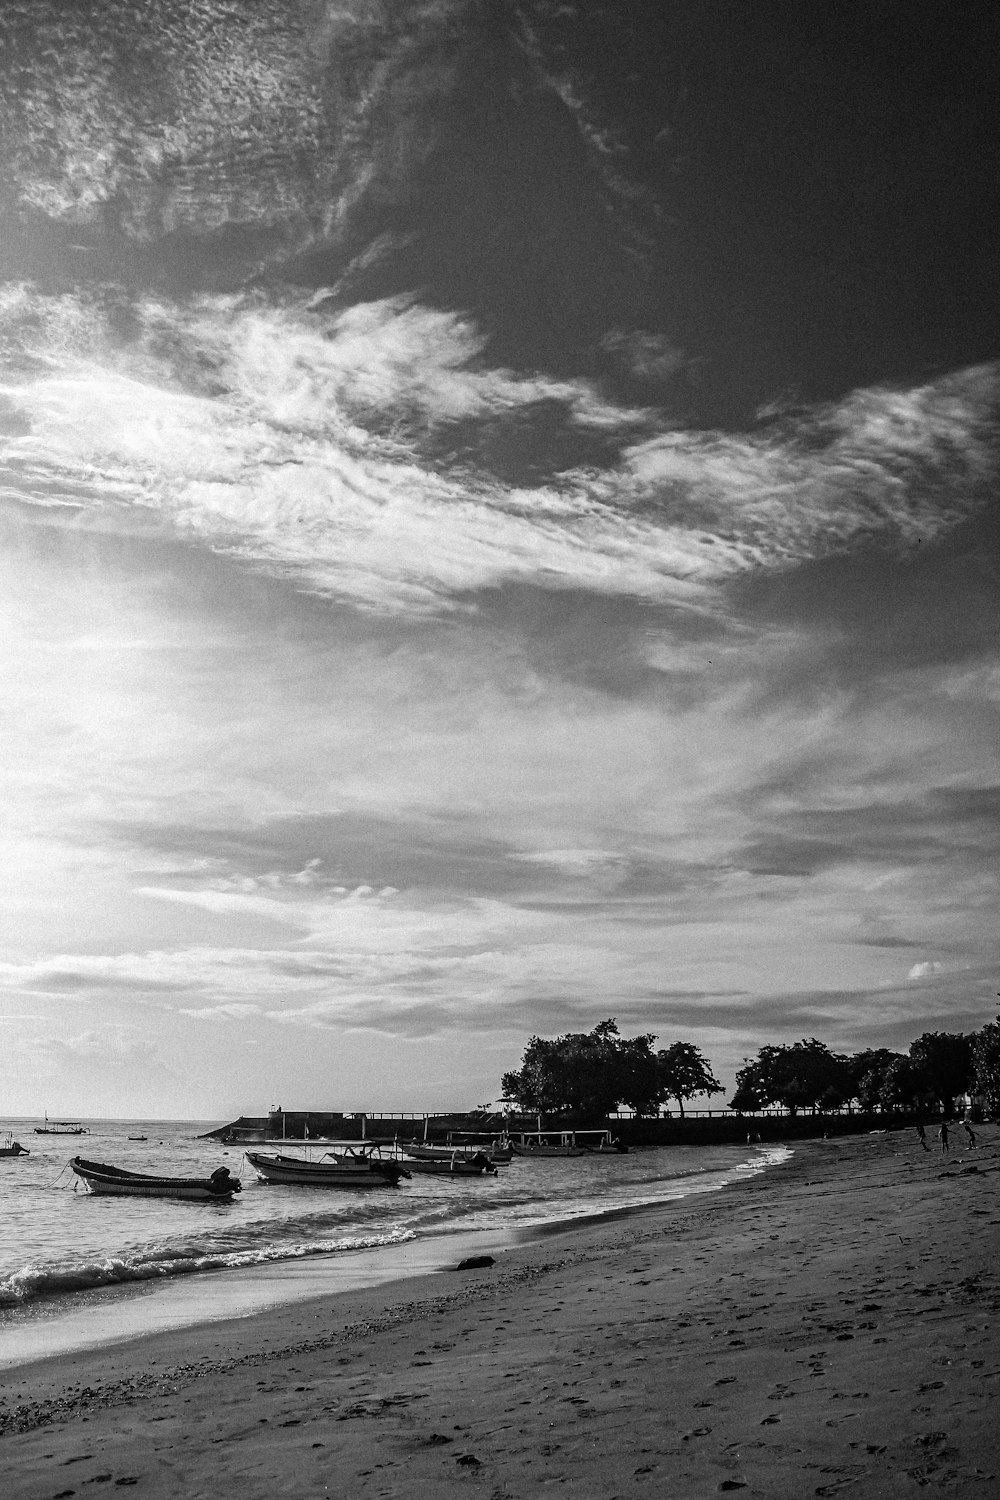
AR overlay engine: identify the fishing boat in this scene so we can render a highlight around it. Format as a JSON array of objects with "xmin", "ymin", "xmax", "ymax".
[
  {"xmin": 405, "ymin": 1139, "xmax": 512, "ymax": 1165},
  {"xmin": 35, "ymin": 1114, "xmax": 90, "ymax": 1136},
  {"xmin": 398, "ymin": 1149, "xmax": 498, "ymax": 1177},
  {"xmin": 0, "ymin": 1131, "xmax": 28, "ymax": 1158},
  {"xmin": 245, "ymin": 1147, "xmax": 409, "ymax": 1188},
  {"xmin": 71, "ymin": 1157, "xmax": 241, "ymax": 1200},
  {"xmin": 508, "ymin": 1129, "xmax": 623, "ymax": 1157}
]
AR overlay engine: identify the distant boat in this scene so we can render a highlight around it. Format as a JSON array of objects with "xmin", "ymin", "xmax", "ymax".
[
  {"xmin": 0, "ymin": 1131, "xmax": 28, "ymax": 1158},
  {"xmin": 71, "ymin": 1157, "xmax": 241, "ymax": 1200},
  {"xmin": 246, "ymin": 1147, "xmax": 409, "ymax": 1188},
  {"xmin": 35, "ymin": 1114, "xmax": 90, "ymax": 1136},
  {"xmin": 127, "ymin": 1135, "xmax": 148, "ymax": 1141}
]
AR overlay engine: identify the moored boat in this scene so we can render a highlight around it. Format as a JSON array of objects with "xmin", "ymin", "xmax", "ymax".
[
  {"xmin": 398, "ymin": 1149, "xmax": 498, "ymax": 1176},
  {"xmin": 508, "ymin": 1129, "xmax": 624, "ymax": 1158},
  {"xmin": 245, "ymin": 1147, "xmax": 409, "ymax": 1188},
  {"xmin": 404, "ymin": 1141, "xmax": 512, "ymax": 1165},
  {"xmin": 71, "ymin": 1157, "xmax": 241, "ymax": 1200},
  {"xmin": 0, "ymin": 1131, "xmax": 28, "ymax": 1158}
]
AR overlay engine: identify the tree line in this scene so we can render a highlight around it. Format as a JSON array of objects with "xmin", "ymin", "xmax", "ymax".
[{"xmin": 499, "ymin": 1016, "xmax": 1000, "ymax": 1120}]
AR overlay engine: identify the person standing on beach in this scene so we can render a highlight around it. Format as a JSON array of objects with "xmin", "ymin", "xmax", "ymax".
[
  {"xmin": 938, "ymin": 1119, "xmax": 950, "ymax": 1152},
  {"xmin": 962, "ymin": 1121, "xmax": 977, "ymax": 1148},
  {"xmin": 916, "ymin": 1120, "xmax": 930, "ymax": 1151}
]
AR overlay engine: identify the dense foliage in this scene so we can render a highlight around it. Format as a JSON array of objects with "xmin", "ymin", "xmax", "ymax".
[
  {"xmin": 500, "ymin": 1009, "xmax": 1000, "ymax": 1122},
  {"xmin": 729, "ymin": 1039, "xmax": 852, "ymax": 1115},
  {"xmin": 500, "ymin": 1020, "xmax": 722, "ymax": 1119}
]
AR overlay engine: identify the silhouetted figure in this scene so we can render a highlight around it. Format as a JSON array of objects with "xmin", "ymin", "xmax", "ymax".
[
  {"xmin": 938, "ymin": 1120, "xmax": 950, "ymax": 1153},
  {"xmin": 963, "ymin": 1121, "xmax": 977, "ymax": 1148},
  {"xmin": 916, "ymin": 1120, "xmax": 930, "ymax": 1151}
]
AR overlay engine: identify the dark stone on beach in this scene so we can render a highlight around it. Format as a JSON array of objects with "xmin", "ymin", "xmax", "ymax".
[
  {"xmin": 426, "ymin": 1433, "xmax": 453, "ymax": 1446},
  {"xmin": 454, "ymin": 1255, "xmax": 495, "ymax": 1271}
]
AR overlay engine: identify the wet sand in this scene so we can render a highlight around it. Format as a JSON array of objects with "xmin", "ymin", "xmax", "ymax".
[{"xmin": 1, "ymin": 1130, "xmax": 997, "ymax": 1498}]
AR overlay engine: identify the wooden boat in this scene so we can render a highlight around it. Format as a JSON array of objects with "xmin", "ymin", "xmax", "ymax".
[
  {"xmin": 128, "ymin": 1135, "xmax": 148, "ymax": 1141},
  {"xmin": 508, "ymin": 1129, "xmax": 624, "ymax": 1158},
  {"xmin": 405, "ymin": 1141, "xmax": 511, "ymax": 1165},
  {"xmin": 0, "ymin": 1132, "xmax": 28, "ymax": 1158},
  {"xmin": 398, "ymin": 1149, "xmax": 498, "ymax": 1177},
  {"xmin": 245, "ymin": 1148, "xmax": 409, "ymax": 1188},
  {"xmin": 71, "ymin": 1157, "xmax": 241, "ymax": 1200},
  {"xmin": 35, "ymin": 1114, "xmax": 90, "ymax": 1136}
]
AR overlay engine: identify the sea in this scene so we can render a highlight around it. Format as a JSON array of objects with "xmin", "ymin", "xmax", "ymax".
[{"xmin": 0, "ymin": 1120, "xmax": 790, "ymax": 1359}]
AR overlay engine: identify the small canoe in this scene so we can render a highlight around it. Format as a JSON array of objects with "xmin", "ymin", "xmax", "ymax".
[
  {"xmin": 0, "ymin": 1132, "xmax": 28, "ymax": 1158},
  {"xmin": 71, "ymin": 1157, "xmax": 241, "ymax": 1200},
  {"xmin": 245, "ymin": 1149, "xmax": 409, "ymax": 1188}
]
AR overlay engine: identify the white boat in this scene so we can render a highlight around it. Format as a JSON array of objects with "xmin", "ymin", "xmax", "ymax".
[
  {"xmin": 71, "ymin": 1157, "xmax": 241, "ymax": 1200},
  {"xmin": 245, "ymin": 1147, "xmax": 409, "ymax": 1188}
]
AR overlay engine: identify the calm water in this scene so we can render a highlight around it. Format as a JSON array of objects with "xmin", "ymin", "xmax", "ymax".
[{"xmin": 0, "ymin": 1119, "xmax": 789, "ymax": 1314}]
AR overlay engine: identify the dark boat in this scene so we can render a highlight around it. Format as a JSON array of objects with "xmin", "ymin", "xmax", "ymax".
[
  {"xmin": 0, "ymin": 1132, "xmax": 28, "ymax": 1158},
  {"xmin": 400, "ymin": 1148, "xmax": 498, "ymax": 1176},
  {"xmin": 71, "ymin": 1157, "xmax": 241, "ymax": 1200},
  {"xmin": 35, "ymin": 1114, "xmax": 90, "ymax": 1136},
  {"xmin": 245, "ymin": 1147, "xmax": 409, "ymax": 1188}
]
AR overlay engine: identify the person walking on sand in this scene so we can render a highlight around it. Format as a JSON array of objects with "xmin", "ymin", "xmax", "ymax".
[
  {"xmin": 963, "ymin": 1120, "xmax": 977, "ymax": 1148},
  {"xmin": 916, "ymin": 1120, "xmax": 930, "ymax": 1151},
  {"xmin": 938, "ymin": 1119, "xmax": 950, "ymax": 1152}
]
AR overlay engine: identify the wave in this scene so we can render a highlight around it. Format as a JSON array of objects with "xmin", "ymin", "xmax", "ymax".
[{"xmin": 0, "ymin": 1227, "xmax": 416, "ymax": 1310}]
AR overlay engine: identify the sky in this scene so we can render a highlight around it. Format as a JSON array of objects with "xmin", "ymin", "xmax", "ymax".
[{"xmin": 1, "ymin": 1, "xmax": 998, "ymax": 1120}]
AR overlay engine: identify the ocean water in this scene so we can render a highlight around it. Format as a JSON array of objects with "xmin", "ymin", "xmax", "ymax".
[{"xmin": 0, "ymin": 1120, "xmax": 789, "ymax": 1317}]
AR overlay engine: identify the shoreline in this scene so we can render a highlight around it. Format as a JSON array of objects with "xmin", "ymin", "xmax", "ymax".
[
  {"xmin": 2, "ymin": 1130, "xmax": 997, "ymax": 1497},
  {"xmin": 0, "ymin": 1144, "xmax": 790, "ymax": 1370}
]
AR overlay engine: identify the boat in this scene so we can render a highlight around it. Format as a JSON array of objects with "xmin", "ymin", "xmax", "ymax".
[
  {"xmin": 508, "ymin": 1129, "xmax": 624, "ymax": 1158},
  {"xmin": 128, "ymin": 1135, "xmax": 148, "ymax": 1141},
  {"xmin": 397, "ymin": 1149, "xmax": 498, "ymax": 1177},
  {"xmin": 405, "ymin": 1139, "xmax": 512, "ymax": 1165},
  {"xmin": 0, "ymin": 1132, "xmax": 28, "ymax": 1158},
  {"xmin": 245, "ymin": 1147, "xmax": 409, "ymax": 1188},
  {"xmin": 35, "ymin": 1114, "xmax": 90, "ymax": 1136},
  {"xmin": 71, "ymin": 1157, "xmax": 241, "ymax": 1200}
]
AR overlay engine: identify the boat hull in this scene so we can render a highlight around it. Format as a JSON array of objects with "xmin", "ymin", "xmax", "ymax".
[{"xmin": 245, "ymin": 1151, "xmax": 406, "ymax": 1188}]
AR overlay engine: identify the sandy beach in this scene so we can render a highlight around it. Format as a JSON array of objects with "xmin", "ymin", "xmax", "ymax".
[{"xmin": 1, "ymin": 1130, "xmax": 997, "ymax": 1499}]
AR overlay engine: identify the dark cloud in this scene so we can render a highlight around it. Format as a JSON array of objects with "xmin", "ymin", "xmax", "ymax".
[{"xmin": 735, "ymin": 785, "xmax": 1000, "ymax": 878}]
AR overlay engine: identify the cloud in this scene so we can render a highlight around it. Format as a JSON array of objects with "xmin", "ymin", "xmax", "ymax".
[
  {"xmin": 2, "ymin": 287, "xmax": 995, "ymax": 619},
  {"xmin": 908, "ymin": 961, "xmax": 945, "ymax": 980},
  {"xmin": 180, "ymin": 1002, "xmax": 263, "ymax": 1020}
]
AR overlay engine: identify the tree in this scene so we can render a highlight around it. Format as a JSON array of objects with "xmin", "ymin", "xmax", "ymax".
[
  {"xmin": 908, "ymin": 1032, "xmax": 974, "ymax": 1114},
  {"xmin": 878, "ymin": 1055, "xmax": 927, "ymax": 1112},
  {"xmin": 500, "ymin": 1019, "xmax": 660, "ymax": 1119},
  {"xmin": 500, "ymin": 1020, "xmax": 721, "ymax": 1119},
  {"xmin": 729, "ymin": 1039, "xmax": 852, "ymax": 1115},
  {"xmin": 655, "ymin": 1042, "xmax": 723, "ymax": 1117},
  {"xmin": 847, "ymin": 1049, "xmax": 906, "ymax": 1110},
  {"xmin": 971, "ymin": 1017, "xmax": 1000, "ymax": 1117}
]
